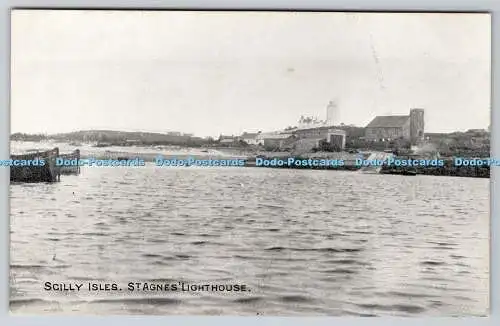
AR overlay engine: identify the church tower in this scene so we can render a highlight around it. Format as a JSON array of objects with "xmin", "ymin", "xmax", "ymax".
[{"xmin": 409, "ymin": 108, "xmax": 425, "ymax": 145}]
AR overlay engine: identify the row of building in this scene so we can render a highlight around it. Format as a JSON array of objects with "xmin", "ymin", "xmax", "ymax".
[
  {"xmin": 218, "ymin": 106, "xmax": 426, "ymax": 152},
  {"xmin": 219, "ymin": 127, "xmax": 347, "ymax": 152}
]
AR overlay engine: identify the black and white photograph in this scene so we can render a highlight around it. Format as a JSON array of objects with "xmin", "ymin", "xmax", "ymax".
[{"xmin": 9, "ymin": 10, "xmax": 490, "ymax": 316}]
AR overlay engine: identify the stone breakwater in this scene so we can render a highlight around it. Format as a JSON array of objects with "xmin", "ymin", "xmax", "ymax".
[
  {"xmin": 379, "ymin": 160, "xmax": 490, "ymax": 178},
  {"xmin": 49, "ymin": 148, "xmax": 492, "ymax": 178},
  {"xmin": 243, "ymin": 153, "xmax": 491, "ymax": 178}
]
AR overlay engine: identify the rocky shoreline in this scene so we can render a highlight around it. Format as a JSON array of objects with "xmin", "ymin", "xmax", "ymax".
[{"xmin": 10, "ymin": 142, "xmax": 491, "ymax": 178}]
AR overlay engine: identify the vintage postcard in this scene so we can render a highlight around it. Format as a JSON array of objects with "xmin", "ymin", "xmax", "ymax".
[{"xmin": 9, "ymin": 10, "xmax": 490, "ymax": 316}]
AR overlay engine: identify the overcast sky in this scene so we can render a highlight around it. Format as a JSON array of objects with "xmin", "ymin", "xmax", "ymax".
[{"xmin": 11, "ymin": 10, "xmax": 491, "ymax": 137}]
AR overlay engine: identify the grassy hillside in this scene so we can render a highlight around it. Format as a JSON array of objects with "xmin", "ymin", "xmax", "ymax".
[{"xmin": 11, "ymin": 130, "xmax": 208, "ymax": 147}]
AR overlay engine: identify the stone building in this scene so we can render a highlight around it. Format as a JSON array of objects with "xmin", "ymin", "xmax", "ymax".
[
  {"xmin": 263, "ymin": 134, "xmax": 295, "ymax": 150},
  {"xmin": 365, "ymin": 108, "xmax": 424, "ymax": 145},
  {"xmin": 240, "ymin": 132, "xmax": 261, "ymax": 145},
  {"xmin": 286, "ymin": 126, "xmax": 346, "ymax": 152}
]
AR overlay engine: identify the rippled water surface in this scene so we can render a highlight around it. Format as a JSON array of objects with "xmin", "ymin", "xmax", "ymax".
[{"xmin": 10, "ymin": 165, "xmax": 489, "ymax": 316}]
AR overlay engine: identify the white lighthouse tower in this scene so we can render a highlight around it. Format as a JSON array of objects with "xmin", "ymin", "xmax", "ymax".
[{"xmin": 326, "ymin": 100, "xmax": 338, "ymax": 127}]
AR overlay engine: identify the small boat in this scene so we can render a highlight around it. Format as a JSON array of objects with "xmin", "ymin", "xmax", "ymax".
[
  {"xmin": 94, "ymin": 142, "xmax": 111, "ymax": 148},
  {"xmin": 10, "ymin": 148, "xmax": 61, "ymax": 183},
  {"xmin": 379, "ymin": 168, "xmax": 418, "ymax": 176}
]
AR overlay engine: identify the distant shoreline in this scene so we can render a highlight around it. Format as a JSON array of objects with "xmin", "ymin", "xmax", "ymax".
[{"xmin": 8, "ymin": 140, "xmax": 491, "ymax": 178}]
